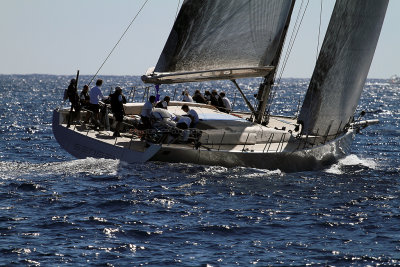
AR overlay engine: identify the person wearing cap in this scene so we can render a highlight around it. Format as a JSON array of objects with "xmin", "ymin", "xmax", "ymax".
[
  {"xmin": 181, "ymin": 104, "xmax": 199, "ymax": 128},
  {"xmin": 110, "ymin": 86, "xmax": 126, "ymax": 137}
]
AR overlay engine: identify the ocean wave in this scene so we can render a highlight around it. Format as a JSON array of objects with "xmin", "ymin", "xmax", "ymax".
[
  {"xmin": 201, "ymin": 165, "xmax": 283, "ymax": 178},
  {"xmin": 324, "ymin": 154, "xmax": 377, "ymax": 175},
  {"xmin": 0, "ymin": 158, "xmax": 120, "ymax": 180}
]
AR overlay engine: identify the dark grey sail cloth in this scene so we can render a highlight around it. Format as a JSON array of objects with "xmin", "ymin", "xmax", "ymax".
[
  {"xmin": 142, "ymin": 0, "xmax": 294, "ymax": 84},
  {"xmin": 298, "ymin": 0, "xmax": 388, "ymax": 136}
]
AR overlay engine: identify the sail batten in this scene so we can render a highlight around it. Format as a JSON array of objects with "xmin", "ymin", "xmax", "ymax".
[
  {"xmin": 143, "ymin": 0, "xmax": 294, "ymax": 84},
  {"xmin": 298, "ymin": 0, "xmax": 388, "ymax": 136}
]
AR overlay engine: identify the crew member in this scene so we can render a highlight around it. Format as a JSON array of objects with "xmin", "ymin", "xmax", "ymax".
[
  {"xmin": 181, "ymin": 104, "xmax": 199, "ymax": 128},
  {"xmin": 140, "ymin": 95, "xmax": 156, "ymax": 129},
  {"xmin": 110, "ymin": 86, "xmax": 126, "ymax": 137}
]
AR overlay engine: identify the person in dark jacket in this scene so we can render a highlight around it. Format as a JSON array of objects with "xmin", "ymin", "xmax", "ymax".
[
  {"xmin": 210, "ymin": 90, "xmax": 220, "ymax": 107},
  {"xmin": 110, "ymin": 86, "xmax": 126, "ymax": 137},
  {"xmin": 192, "ymin": 90, "xmax": 207, "ymax": 104},
  {"xmin": 204, "ymin": 90, "xmax": 211, "ymax": 103},
  {"xmin": 80, "ymin": 85, "xmax": 90, "ymax": 108},
  {"xmin": 80, "ymin": 84, "xmax": 91, "ymax": 123},
  {"xmin": 67, "ymin": 79, "xmax": 80, "ymax": 111},
  {"xmin": 66, "ymin": 78, "xmax": 81, "ymax": 123}
]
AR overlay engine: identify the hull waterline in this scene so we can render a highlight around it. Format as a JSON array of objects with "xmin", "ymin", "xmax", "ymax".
[
  {"xmin": 152, "ymin": 131, "xmax": 354, "ymax": 172},
  {"xmin": 53, "ymin": 108, "xmax": 354, "ymax": 172}
]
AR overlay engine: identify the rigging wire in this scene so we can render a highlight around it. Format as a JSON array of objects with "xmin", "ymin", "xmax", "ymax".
[
  {"xmin": 88, "ymin": 0, "xmax": 149, "ymax": 86},
  {"xmin": 316, "ymin": 0, "xmax": 323, "ymax": 62},
  {"xmin": 266, "ymin": 0, "xmax": 310, "ymax": 114},
  {"xmin": 280, "ymin": 0, "xmax": 306, "ymax": 77},
  {"xmin": 277, "ymin": 0, "xmax": 309, "ymax": 86}
]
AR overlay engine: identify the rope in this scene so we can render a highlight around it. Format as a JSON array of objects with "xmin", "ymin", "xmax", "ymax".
[
  {"xmin": 88, "ymin": 0, "xmax": 149, "ymax": 86},
  {"xmin": 316, "ymin": 0, "xmax": 323, "ymax": 62}
]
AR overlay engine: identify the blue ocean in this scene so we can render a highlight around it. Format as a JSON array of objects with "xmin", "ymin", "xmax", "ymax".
[{"xmin": 0, "ymin": 74, "xmax": 399, "ymax": 266}]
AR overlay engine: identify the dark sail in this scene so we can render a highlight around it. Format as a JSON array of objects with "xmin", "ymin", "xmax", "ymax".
[
  {"xmin": 143, "ymin": 0, "xmax": 294, "ymax": 84},
  {"xmin": 298, "ymin": 0, "xmax": 388, "ymax": 136}
]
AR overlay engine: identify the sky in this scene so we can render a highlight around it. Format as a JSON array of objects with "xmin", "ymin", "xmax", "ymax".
[{"xmin": 0, "ymin": 0, "xmax": 398, "ymax": 78}]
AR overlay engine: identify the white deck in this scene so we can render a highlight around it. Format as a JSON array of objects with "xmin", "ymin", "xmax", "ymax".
[
  {"xmin": 65, "ymin": 124, "xmax": 148, "ymax": 151},
  {"xmin": 61, "ymin": 101, "xmax": 302, "ymax": 153}
]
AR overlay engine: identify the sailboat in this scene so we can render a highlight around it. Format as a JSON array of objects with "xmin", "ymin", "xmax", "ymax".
[
  {"xmin": 53, "ymin": 0, "xmax": 388, "ymax": 172},
  {"xmin": 389, "ymin": 74, "xmax": 400, "ymax": 84}
]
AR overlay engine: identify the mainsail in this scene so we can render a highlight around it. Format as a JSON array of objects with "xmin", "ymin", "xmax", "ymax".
[
  {"xmin": 142, "ymin": 0, "xmax": 294, "ymax": 84},
  {"xmin": 298, "ymin": 0, "xmax": 388, "ymax": 136}
]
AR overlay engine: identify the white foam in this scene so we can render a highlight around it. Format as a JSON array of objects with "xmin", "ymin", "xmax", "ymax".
[
  {"xmin": 240, "ymin": 168, "xmax": 283, "ymax": 178},
  {"xmin": 203, "ymin": 165, "xmax": 282, "ymax": 178},
  {"xmin": 0, "ymin": 158, "xmax": 120, "ymax": 180},
  {"xmin": 339, "ymin": 154, "xmax": 377, "ymax": 168},
  {"xmin": 325, "ymin": 154, "xmax": 377, "ymax": 174}
]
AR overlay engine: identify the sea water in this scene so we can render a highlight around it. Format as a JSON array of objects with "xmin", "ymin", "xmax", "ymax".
[{"xmin": 0, "ymin": 74, "xmax": 399, "ymax": 266}]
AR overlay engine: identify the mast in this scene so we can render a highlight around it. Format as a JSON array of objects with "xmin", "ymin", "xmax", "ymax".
[{"xmin": 255, "ymin": 1, "xmax": 296, "ymax": 124}]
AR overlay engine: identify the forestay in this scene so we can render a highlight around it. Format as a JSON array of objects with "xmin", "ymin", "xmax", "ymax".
[
  {"xmin": 142, "ymin": 0, "xmax": 294, "ymax": 84},
  {"xmin": 298, "ymin": 0, "xmax": 388, "ymax": 136}
]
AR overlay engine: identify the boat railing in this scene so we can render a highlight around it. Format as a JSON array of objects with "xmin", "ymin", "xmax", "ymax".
[
  {"xmin": 277, "ymin": 133, "xmax": 286, "ymax": 152},
  {"xmin": 62, "ymin": 107, "xmax": 92, "ymax": 132},
  {"xmin": 242, "ymin": 133, "xmax": 250, "ymax": 152},
  {"xmin": 263, "ymin": 133, "xmax": 274, "ymax": 153},
  {"xmin": 123, "ymin": 85, "xmax": 248, "ymax": 115},
  {"xmin": 126, "ymin": 86, "xmax": 152, "ymax": 102},
  {"xmin": 218, "ymin": 132, "xmax": 226, "ymax": 151},
  {"xmin": 293, "ymin": 120, "xmax": 352, "ymax": 151},
  {"xmin": 60, "ymin": 102, "xmax": 206, "ymax": 148},
  {"xmin": 61, "ymin": 101, "xmax": 350, "ymax": 153},
  {"xmin": 231, "ymin": 91, "xmax": 238, "ymax": 112},
  {"xmin": 199, "ymin": 130, "xmax": 289, "ymax": 153}
]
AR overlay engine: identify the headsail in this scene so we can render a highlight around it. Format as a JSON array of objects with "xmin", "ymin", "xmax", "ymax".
[
  {"xmin": 142, "ymin": 0, "xmax": 294, "ymax": 84},
  {"xmin": 298, "ymin": 0, "xmax": 388, "ymax": 136}
]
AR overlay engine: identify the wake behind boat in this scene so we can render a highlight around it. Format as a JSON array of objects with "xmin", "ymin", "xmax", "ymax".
[{"xmin": 53, "ymin": 0, "xmax": 388, "ymax": 172}]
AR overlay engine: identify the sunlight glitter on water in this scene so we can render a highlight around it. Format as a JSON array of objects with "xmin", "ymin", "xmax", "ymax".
[{"xmin": 1, "ymin": 75, "xmax": 400, "ymax": 266}]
